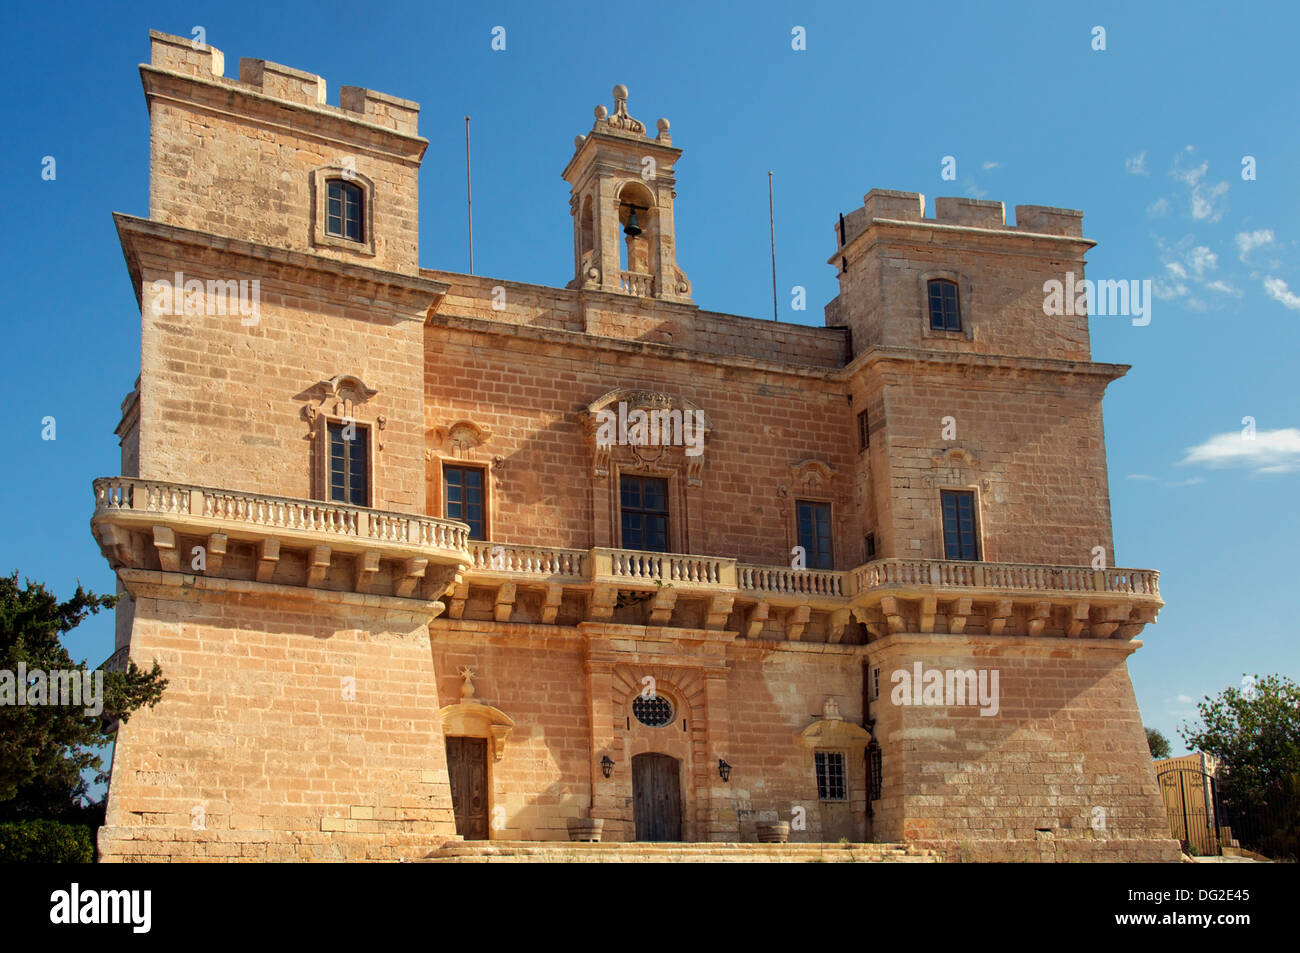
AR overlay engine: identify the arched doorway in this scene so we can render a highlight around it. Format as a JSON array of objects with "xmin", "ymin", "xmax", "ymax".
[{"xmin": 632, "ymin": 753, "xmax": 682, "ymax": 841}]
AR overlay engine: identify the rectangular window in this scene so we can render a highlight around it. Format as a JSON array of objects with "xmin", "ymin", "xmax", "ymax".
[
  {"xmin": 864, "ymin": 532, "xmax": 876, "ymax": 561},
  {"xmin": 868, "ymin": 743, "xmax": 882, "ymax": 801},
  {"xmin": 327, "ymin": 179, "xmax": 364, "ymax": 242},
  {"xmin": 870, "ymin": 666, "xmax": 880, "ymax": 702},
  {"xmin": 815, "ymin": 751, "xmax": 847, "ymax": 801},
  {"xmin": 928, "ymin": 279, "xmax": 962, "ymax": 331},
  {"xmin": 327, "ymin": 421, "xmax": 369, "ymax": 506},
  {"xmin": 796, "ymin": 500, "xmax": 833, "ymax": 570},
  {"xmin": 857, "ymin": 409, "xmax": 870, "ymax": 451},
  {"xmin": 620, "ymin": 475, "xmax": 669, "ymax": 552},
  {"xmin": 940, "ymin": 489, "xmax": 980, "ymax": 561},
  {"xmin": 444, "ymin": 465, "xmax": 487, "ymax": 540}
]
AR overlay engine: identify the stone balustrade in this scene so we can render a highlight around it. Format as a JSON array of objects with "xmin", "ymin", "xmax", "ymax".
[
  {"xmin": 591, "ymin": 547, "xmax": 736, "ymax": 590},
  {"xmin": 619, "ymin": 270, "xmax": 655, "ymax": 297},
  {"xmin": 92, "ymin": 476, "xmax": 1161, "ymax": 637},
  {"xmin": 92, "ymin": 476, "xmax": 470, "ymax": 565},
  {"xmin": 853, "ymin": 557, "xmax": 1160, "ymax": 601}
]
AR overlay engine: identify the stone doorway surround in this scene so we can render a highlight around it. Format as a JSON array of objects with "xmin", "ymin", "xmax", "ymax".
[{"xmin": 583, "ymin": 622, "xmax": 735, "ymax": 842}]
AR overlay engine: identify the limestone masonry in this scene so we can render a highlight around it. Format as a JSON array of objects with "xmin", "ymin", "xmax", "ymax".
[{"xmin": 91, "ymin": 30, "xmax": 1180, "ymax": 861}]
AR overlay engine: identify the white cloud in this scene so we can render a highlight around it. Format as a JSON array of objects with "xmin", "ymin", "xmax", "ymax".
[
  {"xmin": 1264, "ymin": 276, "xmax": 1300, "ymax": 310},
  {"xmin": 1146, "ymin": 197, "xmax": 1169, "ymax": 218},
  {"xmin": 1236, "ymin": 229, "xmax": 1274, "ymax": 259},
  {"xmin": 982, "ymin": 160, "xmax": 1000, "ymax": 171},
  {"xmin": 1170, "ymin": 153, "xmax": 1228, "ymax": 223},
  {"xmin": 1172, "ymin": 159, "xmax": 1208, "ymax": 187},
  {"xmin": 1126, "ymin": 152, "xmax": 1149, "ymax": 176},
  {"xmin": 1181, "ymin": 427, "xmax": 1300, "ymax": 473},
  {"xmin": 1176, "ymin": 694, "xmax": 1195, "ymax": 704},
  {"xmin": 1191, "ymin": 181, "xmax": 1228, "ymax": 222},
  {"xmin": 1126, "ymin": 473, "xmax": 1158, "ymax": 481},
  {"xmin": 1204, "ymin": 280, "xmax": 1239, "ymax": 296},
  {"xmin": 1188, "ymin": 245, "xmax": 1217, "ymax": 277}
]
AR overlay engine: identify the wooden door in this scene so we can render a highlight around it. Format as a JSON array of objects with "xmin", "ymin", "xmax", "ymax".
[
  {"xmin": 446, "ymin": 736, "xmax": 489, "ymax": 839},
  {"xmin": 633, "ymin": 753, "xmax": 682, "ymax": 841}
]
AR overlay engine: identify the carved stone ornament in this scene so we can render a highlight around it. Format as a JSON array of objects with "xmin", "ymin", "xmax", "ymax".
[
  {"xmin": 601, "ymin": 83, "xmax": 646, "ymax": 135},
  {"xmin": 788, "ymin": 459, "xmax": 836, "ymax": 495},
  {"xmin": 304, "ymin": 374, "xmax": 383, "ymax": 447},
  {"xmin": 434, "ymin": 420, "xmax": 492, "ymax": 459},
  {"xmin": 584, "ymin": 388, "xmax": 710, "ymax": 485}
]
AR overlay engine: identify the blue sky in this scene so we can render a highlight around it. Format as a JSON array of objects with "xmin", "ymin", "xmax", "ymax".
[{"xmin": 2, "ymin": 0, "xmax": 1296, "ymax": 755}]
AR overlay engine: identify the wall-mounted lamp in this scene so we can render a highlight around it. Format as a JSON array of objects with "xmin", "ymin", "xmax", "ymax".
[
  {"xmin": 718, "ymin": 759, "xmax": 732, "ymax": 782},
  {"xmin": 600, "ymin": 756, "xmax": 615, "ymax": 779}
]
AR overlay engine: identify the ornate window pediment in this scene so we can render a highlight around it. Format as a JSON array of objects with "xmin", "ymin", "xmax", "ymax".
[
  {"xmin": 304, "ymin": 375, "xmax": 385, "ymax": 448},
  {"xmin": 583, "ymin": 388, "xmax": 710, "ymax": 486},
  {"xmin": 434, "ymin": 420, "xmax": 492, "ymax": 459},
  {"xmin": 798, "ymin": 697, "xmax": 873, "ymax": 748}
]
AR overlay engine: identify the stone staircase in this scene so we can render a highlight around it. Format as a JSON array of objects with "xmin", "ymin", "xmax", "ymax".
[{"xmin": 421, "ymin": 840, "xmax": 940, "ymax": 863}]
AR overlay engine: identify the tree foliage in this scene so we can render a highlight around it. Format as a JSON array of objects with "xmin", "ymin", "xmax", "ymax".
[
  {"xmin": 1179, "ymin": 674, "xmax": 1300, "ymax": 793},
  {"xmin": 1146, "ymin": 727, "xmax": 1171, "ymax": 760},
  {"xmin": 0, "ymin": 572, "xmax": 167, "ymax": 820}
]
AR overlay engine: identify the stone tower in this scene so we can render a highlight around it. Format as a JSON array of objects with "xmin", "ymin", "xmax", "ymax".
[{"xmin": 562, "ymin": 85, "xmax": 692, "ymax": 302}]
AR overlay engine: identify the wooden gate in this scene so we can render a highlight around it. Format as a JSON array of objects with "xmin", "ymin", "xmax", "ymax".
[
  {"xmin": 1156, "ymin": 766, "xmax": 1220, "ymax": 856},
  {"xmin": 446, "ymin": 736, "xmax": 489, "ymax": 840},
  {"xmin": 633, "ymin": 752, "xmax": 682, "ymax": 841}
]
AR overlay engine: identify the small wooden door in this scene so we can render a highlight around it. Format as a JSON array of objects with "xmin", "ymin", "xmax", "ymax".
[
  {"xmin": 446, "ymin": 736, "xmax": 489, "ymax": 839},
  {"xmin": 633, "ymin": 753, "xmax": 682, "ymax": 841}
]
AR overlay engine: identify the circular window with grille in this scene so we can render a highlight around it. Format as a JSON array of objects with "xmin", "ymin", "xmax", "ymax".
[{"xmin": 632, "ymin": 693, "xmax": 675, "ymax": 727}]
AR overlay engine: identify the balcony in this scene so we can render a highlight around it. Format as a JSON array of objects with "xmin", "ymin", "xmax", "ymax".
[
  {"xmin": 91, "ymin": 477, "xmax": 470, "ymax": 600},
  {"xmin": 90, "ymin": 478, "xmax": 1162, "ymax": 642},
  {"xmin": 447, "ymin": 543, "xmax": 1161, "ymax": 643}
]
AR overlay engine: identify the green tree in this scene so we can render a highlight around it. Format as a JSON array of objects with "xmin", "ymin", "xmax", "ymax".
[
  {"xmin": 1180, "ymin": 674, "xmax": 1300, "ymax": 860},
  {"xmin": 1180, "ymin": 674, "xmax": 1300, "ymax": 792},
  {"xmin": 0, "ymin": 572, "xmax": 167, "ymax": 822},
  {"xmin": 1146, "ymin": 727, "xmax": 1171, "ymax": 760}
]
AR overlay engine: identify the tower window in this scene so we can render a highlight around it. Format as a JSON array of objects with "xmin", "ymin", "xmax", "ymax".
[
  {"xmin": 864, "ymin": 532, "xmax": 876, "ymax": 561},
  {"xmin": 796, "ymin": 500, "xmax": 833, "ymax": 570},
  {"xmin": 927, "ymin": 279, "xmax": 962, "ymax": 331},
  {"xmin": 940, "ymin": 490, "xmax": 980, "ymax": 561},
  {"xmin": 857, "ymin": 409, "xmax": 870, "ymax": 451},
  {"xmin": 444, "ymin": 465, "xmax": 487, "ymax": 540},
  {"xmin": 620, "ymin": 475, "xmax": 669, "ymax": 552},
  {"xmin": 326, "ymin": 179, "xmax": 365, "ymax": 243},
  {"xmin": 327, "ymin": 421, "xmax": 369, "ymax": 506}
]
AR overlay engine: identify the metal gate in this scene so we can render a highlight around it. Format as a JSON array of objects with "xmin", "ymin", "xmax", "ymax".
[{"xmin": 1156, "ymin": 766, "xmax": 1220, "ymax": 856}]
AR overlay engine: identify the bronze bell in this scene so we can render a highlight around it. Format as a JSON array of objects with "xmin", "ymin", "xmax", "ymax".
[{"xmin": 623, "ymin": 208, "xmax": 642, "ymax": 237}]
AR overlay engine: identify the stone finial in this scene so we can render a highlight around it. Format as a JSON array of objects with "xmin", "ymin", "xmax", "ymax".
[
  {"xmin": 822, "ymin": 697, "xmax": 843, "ymax": 721},
  {"xmin": 605, "ymin": 84, "xmax": 645, "ymax": 134},
  {"xmin": 594, "ymin": 104, "xmax": 607, "ymax": 120},
  {"xmin": 458, "ymin": 666, "xmax": 477, "ymax": 700},
  {"xmin": 574, "ymin": 134, "xmax": 586, "ymax": 149},
  {"xmin": 656, "ymin": 117, "xmax": 670, "ymax": 134}
]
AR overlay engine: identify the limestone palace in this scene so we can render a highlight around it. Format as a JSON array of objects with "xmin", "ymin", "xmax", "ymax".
[{"xmin": 90, "ymin": 31, "xmax": 1179, "ymax": 862}]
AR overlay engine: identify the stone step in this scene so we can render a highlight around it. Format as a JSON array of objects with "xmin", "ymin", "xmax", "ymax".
[{"xmin": 420, "ymin": 840, "xmax": 939, "ymax": 863}]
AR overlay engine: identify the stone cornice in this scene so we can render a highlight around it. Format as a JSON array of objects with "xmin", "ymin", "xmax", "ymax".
[
  {"xmin": 117, "ymin": 568, "xmax": 447, "ymax": 625},
  {"xmin": 114, "ymin": 213, "xmax": 449, "ymax": 313},
  {"xmin": 843, "ymin": 344, "xmax": 1130, "ymax": 384}
]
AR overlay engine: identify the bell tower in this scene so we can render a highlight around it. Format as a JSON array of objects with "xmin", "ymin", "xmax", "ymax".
[{"xmin": 562, "ymin": 85, "xmax": 692, "ymax": 303}]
